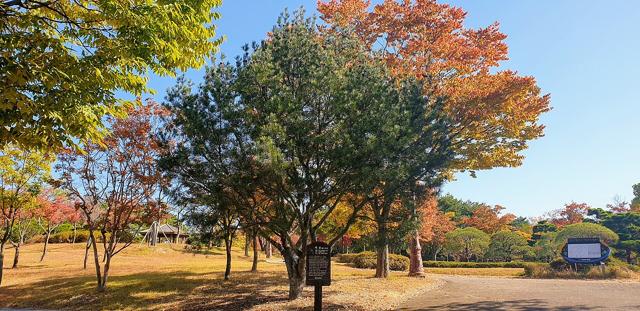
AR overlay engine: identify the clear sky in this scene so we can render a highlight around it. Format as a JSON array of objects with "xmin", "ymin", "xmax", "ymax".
[{"xmin": 142, "ymin": 0, "xmax": 640, "ymax": 218}]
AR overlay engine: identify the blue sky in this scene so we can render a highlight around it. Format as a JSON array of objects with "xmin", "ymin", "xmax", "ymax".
[{"xmin": 143, "ymin": 1, "xmax": 640, "ymax": 217}]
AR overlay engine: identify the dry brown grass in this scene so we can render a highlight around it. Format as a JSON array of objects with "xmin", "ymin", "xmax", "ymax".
[
  {"xmin": 0, "ymin": 243, "xmax": 440, "ymax": 310},
  {"xmin": 424, "ymin": 267, "xmax": 524, "ymax": 277}
]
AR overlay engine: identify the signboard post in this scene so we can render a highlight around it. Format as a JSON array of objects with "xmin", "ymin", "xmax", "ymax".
[{"xmin": 306, "ymin": 241, "xmax": 331, "ymax": 311}]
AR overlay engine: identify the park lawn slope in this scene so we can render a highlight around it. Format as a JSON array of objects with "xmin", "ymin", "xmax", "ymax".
[{"xmin": 0, "ymin": 243, "xmax": 438, "ymax": 310}]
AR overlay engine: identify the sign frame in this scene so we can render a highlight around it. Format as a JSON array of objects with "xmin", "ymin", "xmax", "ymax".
[
  {"xmin": 561, "ymin": 237, "xmax": 610, "ymax": 265},
  {"xmin": 306, "ymin": 241, "xmax": 332, "ymax": 286},
  {"xmin": 306, "ymin": 241, "xmax": 332, "ymax": 311}
]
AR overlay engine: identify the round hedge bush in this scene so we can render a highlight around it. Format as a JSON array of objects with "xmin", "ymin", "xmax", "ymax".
[{"xmin": 352, "ymin": 252, "xmax": 409, "ymax": 271}]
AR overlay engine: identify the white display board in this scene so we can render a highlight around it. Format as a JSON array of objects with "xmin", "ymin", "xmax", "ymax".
[{"xmin": 567, "ymin": 243, "xmax": 601, "ymax": 259}]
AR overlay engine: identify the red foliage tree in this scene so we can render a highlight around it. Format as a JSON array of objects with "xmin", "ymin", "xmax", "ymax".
[
  {"xmin": 9, "ymin": 204, "xmax": 38, "ymax": 268},
  {"xmin": 549, "ymin": 202, "xmax": 590, "ymax": 227},
  {"xmin": 35, "ymin": 189, "xmax": 76, "ymax": 261},
  {"xmin": 57, "ymin": 100, "xmax": 170, "ymax": 291},
  {"xmin": 606, "ymin": 196, "xmax": 633, "ymax": 213},
  {"xmin": 462, "ymin": 204, "xmax": 516, "ymax": 234}
]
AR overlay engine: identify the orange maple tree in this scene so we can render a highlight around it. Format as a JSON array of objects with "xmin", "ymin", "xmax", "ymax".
[
  {"xmin": 318, "ymin": 0, "xmax": 551, "ymax": 174},
  {"xmin": 548, "ymin": 202, "xmax": 590, "ymax": 227},
  {"xmin": 462, "ymin": 204, "xmax": 516, "ymax": 234},
  {"xmin": 419, "ymin": 194, "xmax": 455, "ymax": 260}
]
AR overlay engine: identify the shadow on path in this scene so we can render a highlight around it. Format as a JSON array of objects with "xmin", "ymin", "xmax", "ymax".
[{"xmin": 399, "ymin": 299, "xmax": 597, "ymax": 311}]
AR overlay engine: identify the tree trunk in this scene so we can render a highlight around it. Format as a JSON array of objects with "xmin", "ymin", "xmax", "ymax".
[
  {"xmin": 433, "ymin": 246, "xmax": 441, "ymax": 261},
  {"xmin": 408, "ymin": 229, "xmax": 425, "ymax": 277},
  {"xmin": 100, "ymin": 254, "xmax": 112, "ymax": 291},
  {"xmin": 150, "ymin": 222, "xmax": 158, "ymax": 246},
  {"xmin": 375, "ymin": 224, "xmax": 390, "ymax": 278},
  {"xmin": 282, "ymin": 248, "xmax": 305, "ymax": 300},
  {"xmin": 72, "ymin": 223, "xmax": 77, "ymax": 244},
  {"xmin": 12, "ymin": 244, "xmax": 19, "ymax": 269},
  {"xmin": 376, "ymin": 244, "xmax": 390, "ymax": 278},
  {"xmin": 88, "ymin": 232, "xmax": 104, "ymax": 291},
  {"xmin": 265, "ymin": 240, "xmax": 272, "ymax": 259},
  {"xmin": 627, "ymin": 249, "xmax": 633, "ymax": 264},
  {"xmin": 176, "ymin": 225, "xmax": 180, "ymax": 244},
  {"xmin": 0, "ymin": 245, "xmax": 4, "ymax": 286},
  {"xmin": 244, "ymin": 232, "xmax": 250, "ymax": 257},
  {"xmin": 40, "ymin": 228, "xmax": 51, "ymax": 262},
  {"xmin": 251, "ymin": 235, "xmax": 259, "ymax": 272},
  {"xmin": 224, "ymin": 236, "xmax": 232, "ymax": 280},
  {"xmin": 83, "ymin": 237, "xmax": 92, "ymax": 269}
]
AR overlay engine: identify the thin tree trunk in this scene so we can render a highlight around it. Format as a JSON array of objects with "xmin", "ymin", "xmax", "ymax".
[
  {"xmin": 282, "ymin": 248, "xmax": 305, "ymax": 300},
  {"xmin": 375, "ymin": 223, "xmax": 390, "ymax": 278},
  {"xmin": 101, "ymin": 254, "xmax": 112, "ymax": 291},
  {"xmin": 83, "ymin": 236, "xmax": 92, "ymax": 269},
  {"xmin": 224, "ymin": 236, "xmax": 232, "ymax": 280},
  {"xmin": 265, "ymin": 240, "xmax": 272, "ymax": 259},
  {"xmin": 40, "ymin": 228, "xmax": 51, "ymax": 262},
  {"xmin": 72, "ymin": 223, "xmax": 77, "ymax": 244},
  {"xmin": 244, "ymin": 231, "xmax": 250, "ymax": 257},
  {"xmin": 89, "ymin": 231, "xmax": 104, "ymax": 291},
  {"xmin": 251, "ymin": 235, "xmax": 259, "ymax": 272},
  {"xmin": 12, "ymin": 244, "xmax": 19, "ymax": 269},
  {"xmin": 176, "ymin": 225, "xmax": 180, "ymax": 244},
  {"xmin": 150, "ymin": 222, "xmax": 157, "ymax": 246},
  {"xmin": 408, "ymin": 229, "xmax": 425, "ymax": 277},
  {"xmin": 0, "ymin": 245, "xmax": 5, "ymax": 286}
]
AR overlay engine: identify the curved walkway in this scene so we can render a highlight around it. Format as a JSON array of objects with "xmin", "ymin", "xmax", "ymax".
[{"xmin": 399, "ymin": 275, "xmax": 640, "ymax": 311}]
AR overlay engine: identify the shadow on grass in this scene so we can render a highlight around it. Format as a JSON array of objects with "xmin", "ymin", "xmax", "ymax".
[
  {"xmin": 0, "ymin": 269, "xmax": 292, "ymax": 311},
  {"xmin": 399, "ymin": 299, "xmax": 598, "ymax": 311},
  {"xmin": 178, "ymin": 247, "xmax": 226, "ymax": 257}
]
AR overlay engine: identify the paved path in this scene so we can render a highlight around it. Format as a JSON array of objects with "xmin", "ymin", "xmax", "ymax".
[{"xmin": 399, "ymin": 275, "xmax": 640, "ymax": 311}]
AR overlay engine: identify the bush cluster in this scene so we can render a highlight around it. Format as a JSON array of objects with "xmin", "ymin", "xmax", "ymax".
[
  {"xmin": 29, "ymin": 230, "xmax": 112, "ymax": 244},
  {"xmin": 524, "ymin": 257, "xmax": 636, "ymax": 279},
  {"xmin": 423, "ymin": 261, "xmax": 526, "ymax": 268},
  {"xmin": 349, "ymin": 252, "xmax": 409, "ymax": 271},
  {"xmin": 336, "ymin": 253, "xmax": 360, "ymax": 264}
]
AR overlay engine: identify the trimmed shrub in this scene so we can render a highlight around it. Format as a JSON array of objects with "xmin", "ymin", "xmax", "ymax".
[
  {"xmin": 423, "ymin": 261, "xmax": 526, "ymax": 268},
  {"xmin": 74, "ymin": 230, "xmax": 90, "ymax": 242},
  {"xmin": 353, "ymin": 253, "xmax": 376, "ymax": 269},
  {"xmin": 351, "ymin": 252, "xmax": 409, "ymax": 271},
  {"xmin": 49, "ymin": 231, "xmax": 72, "ymax": 243},
  {"xmin": 337, "ymin": 253, "xmax": 360, "ymax": 264},
  {"xmin": 389, "ymin": 254, "xmax": 410, "ymax": 271},
  {"xmin": 29, "ymin": 230, "xmax": 93, "ymax": 244}
]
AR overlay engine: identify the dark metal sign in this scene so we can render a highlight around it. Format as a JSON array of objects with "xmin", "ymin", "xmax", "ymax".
[{"xmin": 306, "ymin": 241, "xmax": 331, "ymax": 286}]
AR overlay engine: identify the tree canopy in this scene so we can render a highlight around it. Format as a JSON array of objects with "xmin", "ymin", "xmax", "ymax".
[
  {"xmin": 486, "ymin": 230, "xmax": 530, "ymax": 261},
  {"xmin": 444, "ymin": 227, "xmax": 490, "ymax": 261},
  {"xmin": 318, "ymin": 0, "xmax": 551, "ymax": 176},
  {"xmin": 1, "ymin": 0, "xmax": 223, "ymax": 150},
  {"xmin": 554, "ymin": 223, "xmax": 619, "ymax": 246}
]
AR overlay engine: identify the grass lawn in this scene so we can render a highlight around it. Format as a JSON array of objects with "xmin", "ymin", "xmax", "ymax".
[{"xmin": 1, "ymin": 243, "xmax": 445, "ymax": 310}]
